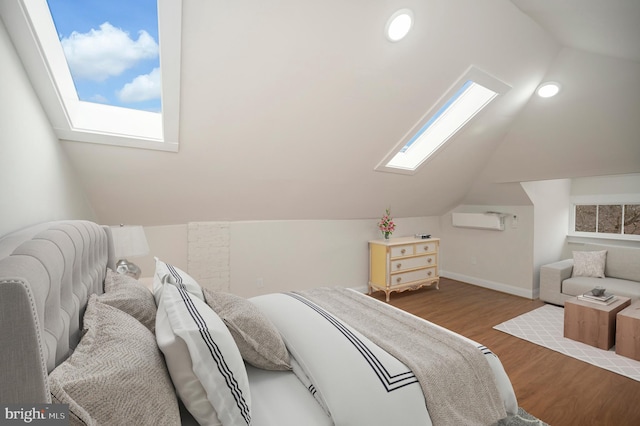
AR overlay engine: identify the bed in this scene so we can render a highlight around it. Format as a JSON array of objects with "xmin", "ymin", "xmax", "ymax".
[{"xmin": 0, "ymin": 220, "xmax": 519, "ymax": 425}]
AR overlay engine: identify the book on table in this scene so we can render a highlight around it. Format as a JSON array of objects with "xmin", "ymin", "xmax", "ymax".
[
  {"xmin": 577, "ymin": 292, "xmax": 618, "ymax": 305},
  {"xmin": 582, "ymin": 290, "xmax": 614, "ymax": 301}
]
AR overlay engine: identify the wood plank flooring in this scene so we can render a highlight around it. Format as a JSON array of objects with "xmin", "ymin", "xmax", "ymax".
[{"xmin": 369, "ymin": 277, "xmax": 640, "ymax": 426}]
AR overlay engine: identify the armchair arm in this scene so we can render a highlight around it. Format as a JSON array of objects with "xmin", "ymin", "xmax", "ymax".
[{"xmin": 540, "ymin": 259, "xmax": 574, "ymax": 306}]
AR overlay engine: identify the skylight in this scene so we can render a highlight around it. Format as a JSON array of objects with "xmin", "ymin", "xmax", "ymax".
[
  {"xmin": 376, "ymin": 66, "xmax": 510, "ymax": 175},
  {"xmin": 0, "ymin": 0, "xmax": 181, "ymax": 151},
  {"xmin": 47, "ymin": 0, "xmax": 161, "ymax": 112}
]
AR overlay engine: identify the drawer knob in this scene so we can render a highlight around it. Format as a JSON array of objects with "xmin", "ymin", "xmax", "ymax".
[
  {"xmin": 401, "ymin": 249, "xmax": 406, "ymax": 255},
  {"xmin": 396, "ymin": 263, "xmax": 402, "ymax": 269},
  {"xmin": 424, "ymin": 246, "xmax": 430, "ymax": 251},
  {"xmin": 396, "ymin": 277, "xmax": 402, "ymax": 283},
  {"xmin": 427, "ymin": 271, "xmax": 432, "ymax": 276},
  {"xmin": 427, "ymin": 258, "xmax": 432, "ymax": 263}
]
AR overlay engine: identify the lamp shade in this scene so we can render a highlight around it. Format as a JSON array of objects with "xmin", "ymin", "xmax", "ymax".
[{"xmin": 111, "ymin": 225, "xmax": 149, "ymax": 259}]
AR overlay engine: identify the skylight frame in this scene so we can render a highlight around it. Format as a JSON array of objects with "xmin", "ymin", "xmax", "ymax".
[
  {"xmin": 0, "ymin": 0, "xmax": 181, "ymax": 152},
  {"xmin": 375, "ymin": 66, "xmax": 510, "ymax": 175}
]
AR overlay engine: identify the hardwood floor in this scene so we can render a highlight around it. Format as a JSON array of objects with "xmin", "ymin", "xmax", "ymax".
[{"xmin": 369, "ymin": 278, "xmax": 640, "ymax": 426}]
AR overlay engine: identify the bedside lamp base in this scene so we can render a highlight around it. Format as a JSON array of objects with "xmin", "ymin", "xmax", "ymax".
[{"xmin": 115, "ymin": 259, "xmax": 142, "ymax": 280}]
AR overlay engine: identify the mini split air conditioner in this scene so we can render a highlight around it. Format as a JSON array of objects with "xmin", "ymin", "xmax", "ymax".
[{"xmin": 451, "ymin": 212, "xmax": 505, "ymax": 231}]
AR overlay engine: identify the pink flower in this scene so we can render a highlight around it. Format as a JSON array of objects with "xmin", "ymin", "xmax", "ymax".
[{"xmin": 378, "ymin": 208, "xmax": 395, "ymax": 236}]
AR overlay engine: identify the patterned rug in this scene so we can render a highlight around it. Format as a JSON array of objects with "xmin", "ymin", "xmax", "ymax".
[{"xmin": 494, "ymin": 304, "xmax": 640, "ymax": 382}]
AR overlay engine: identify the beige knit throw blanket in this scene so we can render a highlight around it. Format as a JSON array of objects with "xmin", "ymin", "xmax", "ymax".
[{"xmin": 295, "ymin": 288, "xmax": 507, "ymax": 426}]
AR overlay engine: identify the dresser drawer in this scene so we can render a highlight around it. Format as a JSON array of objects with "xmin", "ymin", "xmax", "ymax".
[
  {"xmin": 390, "ymin": 267, "xmax": 437, "ymax": 286},
  {"xmin": 424, "ymin": 254, "xmax": 436, "ymax": 267},
  {"xmin": 390, "ymin": 244, "xmax": 414, "ymax": 258},
  {"xmin": 391, "ymin": 256, "xmax": 428, "ymax": 272},
  {"xmin": 416, "ymin": 242, "xmax": 438, "ymax": 254}
]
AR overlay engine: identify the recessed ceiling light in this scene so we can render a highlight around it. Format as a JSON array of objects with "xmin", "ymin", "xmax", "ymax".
[
  {"xmin": 386, "ymin": 9, "xmax": 413, "ymax": 42},
  {"xmin": 536, "ymin": 82, "xmax": 561, "ymax": 98}
]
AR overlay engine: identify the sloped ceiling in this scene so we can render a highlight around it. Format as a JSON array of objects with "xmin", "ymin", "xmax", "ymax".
[
  {"xmin": 512, "ymin": 0, "xmax": 640, "ymax": 63},
  {"xmin": 55, "ymin": 0, "xmax": 639, "ymax": 226},
  {"xmin": 463, "ymin": 0, "xmax": 640, "ymax": 204}
]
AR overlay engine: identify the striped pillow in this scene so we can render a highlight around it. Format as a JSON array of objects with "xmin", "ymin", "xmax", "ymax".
[
  {"xmin": 156, "ymin": 281, "xmax": 251, "ymax": 426},
  {"xmin": 153, "ymin": 257, "xmax": 204, "ymax": 301}
]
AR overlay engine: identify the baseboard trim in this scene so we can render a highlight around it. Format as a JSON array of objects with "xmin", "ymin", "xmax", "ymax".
[{"xmin": 440, "ymin": 270, "xmax": 535, "ymax": 299}]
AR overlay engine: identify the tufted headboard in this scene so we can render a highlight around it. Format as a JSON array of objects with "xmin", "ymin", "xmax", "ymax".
[{"xmin": 0, "ymin": 221, "xmax": 116, "ymax": 403}]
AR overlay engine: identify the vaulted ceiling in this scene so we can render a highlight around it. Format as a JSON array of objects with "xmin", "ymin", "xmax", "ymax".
[{"xmin": 11, "ymin": 1, "xmax": 640, "ymax": 225}]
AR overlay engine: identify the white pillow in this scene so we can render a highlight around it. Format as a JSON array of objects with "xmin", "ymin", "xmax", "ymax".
[
  {"xmin": 572, "ymin": 250, "xmax": 607, "ymax": 278},
  {"xmin": 156, "ymin": 281, "xmax": 251, "ymax": 426},
  {"xmin": 153, "ymin": 257, "xmax": 204, "ymax": 301}
]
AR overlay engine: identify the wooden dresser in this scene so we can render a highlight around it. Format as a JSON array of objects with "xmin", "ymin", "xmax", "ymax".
[{"xmin": 368, "ymin": 236, "xmax": 440, "ymax": 302}]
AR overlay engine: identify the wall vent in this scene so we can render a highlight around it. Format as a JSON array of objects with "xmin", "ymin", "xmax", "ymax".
[{"xmin": 451, "ymin": 212, "xmax": 505, "ymax": 231}]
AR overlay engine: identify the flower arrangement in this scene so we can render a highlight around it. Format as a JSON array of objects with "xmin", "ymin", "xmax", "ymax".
[{"xmin": 378, "ymin": 208, "xmax": 396, "ymax": 239}]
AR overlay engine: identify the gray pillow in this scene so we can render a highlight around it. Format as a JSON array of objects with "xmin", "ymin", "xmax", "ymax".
[
  {"xmin": 203, "ymin": 288, "xmax": 291, "ymax": 371},
  {"xmin": 49, "ymin": 295, "xmax": 179, "ymax": 425},
  {"xmin": 99, "ymin": 268, "xmax": 157, "ymax": 332},
  {"xmin": 572, "ymin": 250, "xmax": 607, "ymax": 278}
]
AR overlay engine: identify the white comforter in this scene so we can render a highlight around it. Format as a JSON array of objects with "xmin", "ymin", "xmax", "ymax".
[
  {"xmin": 251, "ymin": 292, "xmax": 431, "ymax": 425},
  {"xmin": 250, "ymin": 290, "xmax": 518, "ymax": 426}
]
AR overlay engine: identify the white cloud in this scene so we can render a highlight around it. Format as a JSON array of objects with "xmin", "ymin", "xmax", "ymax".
[
  {"xmin": 88, "ymin": 94, "xmax": 109, "ymax": 104},
  {"xmin": 61, "ymin": 22, "xmax": 158, "ymax": 82},
  {"xmin": 117, "ymin": 67, "xmax": 161, "ymax": 103}
]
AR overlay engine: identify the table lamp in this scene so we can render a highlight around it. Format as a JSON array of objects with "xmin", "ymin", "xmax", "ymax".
[{"xmin": 111, "ymin": 224, "xmax": 149, "ymax": 279}]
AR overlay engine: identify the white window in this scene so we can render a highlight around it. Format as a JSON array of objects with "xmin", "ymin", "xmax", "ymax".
[
  {"xmin": 0, "ymin": 0, "xmax": 181, "ymax": 151},
  {"xmin": 570, "ymin": 195, "xmax": 640, "ymax": 241},
  {"xmin": 376, "ymin": 66, "xmax": 510, "ymax": 175}
]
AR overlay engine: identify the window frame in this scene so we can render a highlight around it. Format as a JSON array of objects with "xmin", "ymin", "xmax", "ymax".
[
  {"xmin": 0, "ymin": 0, "xmax": 181, "ymax": 152},
  {"xmin": 375, "ymin": 66, "xmax": 510, "ymax": 175},
  {"xmin": 569, "ymin": 194, "xmax": 640, "ymax": 242}
]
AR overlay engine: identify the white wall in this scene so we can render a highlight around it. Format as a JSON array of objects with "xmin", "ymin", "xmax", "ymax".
[
  {"xmin": 521, "ymin": 179, "xmax": 572, "ymax": 296},
  {"xmin": 0, "ymin": 20, "xmax": 95, "ymax": 237},
  {"xmin": 230, "ymin": 217, "xmax": 438, "ymax": 297},
  {"xmin": 439, "ymin": 205, "xmax": 535, "ymax": 298},
  {"xmin": 137, "ymin": 217, "xmax": 440, "ymax": 298},
  {"xmin": 440, "ymin": 176, "xmax": 638, "ymax": 300},
  {"xmin": 133, "ymin": 224, "xmax": 189, "ymax": 279},
  {"xmin": 570, "ymin": 173, "xmax": 640, "ymax": 197}
]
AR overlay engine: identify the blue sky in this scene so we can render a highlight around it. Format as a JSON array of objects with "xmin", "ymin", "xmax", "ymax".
[{"xmin": 47, "ymin": 0, "xmax": 161, "ymax": 112}]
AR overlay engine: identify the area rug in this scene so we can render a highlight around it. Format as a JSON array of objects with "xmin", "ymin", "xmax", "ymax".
[{"xmin": 494, "ymin": 304, "xmax": 640, "ymax": 382}]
